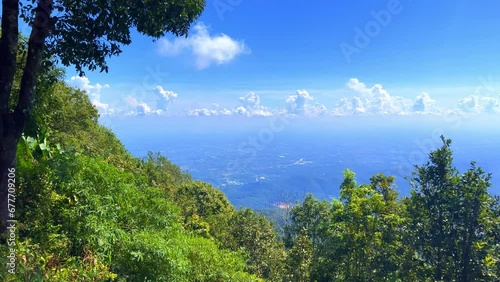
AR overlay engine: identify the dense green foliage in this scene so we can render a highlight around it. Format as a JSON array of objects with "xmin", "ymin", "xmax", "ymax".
[
  {"xmin": 0, "ymin": 56, "xmax": 498, "ymax": 281},
  {"xmin": 0, "ymin": 0, "xmax": 206, "ymax": 237},
  {"xmin": 0, "ymin": 68, "xmax": 264, "ymax": 280},
  {"xmin": 283, "ymin": 140, "xmax": 500, "ymax": 281}
]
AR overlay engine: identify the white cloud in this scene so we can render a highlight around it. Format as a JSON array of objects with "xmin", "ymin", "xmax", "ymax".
[
  {"xmin": 286, "ymin": 90, "xmax": 324, "ymax": 116},
  {"xmin": 187, "ymin": 90, "xmax": 328, "ymax": 118},
  {"xmin": 81, "ymin": 75, "xmax": 500, "ymax": 118},
  {"xmin": 457, "ymin": 95, "xmax": 500, "ymax": 114},
  {"xmin": 186, "ymin": 92, "xmax": 273, "ymax": 117},
  {"xmin": 122, "ymin": 86, "xmax": 179, "ymax": 116},
  {"xmin": 237, "ymin": 92, "xmax": 273, "ymax": 116},
  {"xmin": 413, "ymin": 92, "xmax": 436, "ymax": 112},
  {"xmin": 483, "ymin": 97, "xmax": 500, "ymax": 113},
  {"xmin": 302, "ymin": 103, "xmax": 328, "ymax": 116},
  {"xmin": 286, "ymin": 90, "xmax": 313, "ymax": 108},
  {"xmin": 186, "ymin": 108, "xmax": 219, "ymax": 117},
  {"xmin": 334, "ymin": 78, "xmax": 434, "ymax": 116},
  {"xmin": 158, "ymin": 22, "xmax": 249, "ymax": 69},
  {"xmin": 336, "ymin": 78, "xmax": 500, "ymax": 116},
  {"xmin": 154, "ymin": 85, "xmax": 178, "ymax": 110},
  {"xmin": 125, "ymin": 96, "xmax": 161, "ymax": 116},
  {"xmin": 69, "ymin": 76, "xmax": 112, "ymax": 115},
  {"xmin": 186, "ymin": 101, "xmax": 232, "ymax": 117},
  {"xmin": 234, "ymin": 106, "xmax": 248, "ymax": 116},
  {"xmin": 347, "ymin": 78, "xmax": 373, "ymax": 97},
  {"xmin": 352, "ymin": 97, "xmax": 366, "ymax": 114},
  {"xmin": 239, "ymin": 92, "xmax": 261, "ymax": 110},
  {"xmin": 220, "ymin": 108, "xmax": 233, "ymax": 115},
  {"xmin": 136, "ymin": 103, "xmax": 152, "ymax": 115}
]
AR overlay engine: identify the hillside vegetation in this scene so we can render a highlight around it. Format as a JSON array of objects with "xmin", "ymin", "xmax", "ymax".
[{"xmin": 1, "ymin": 65, "xmax": 499, "ymax": 281}]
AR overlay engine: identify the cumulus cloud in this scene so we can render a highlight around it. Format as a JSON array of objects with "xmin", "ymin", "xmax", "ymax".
[
  {"xmin": 186, "ymin": 108, "xmax": 219, "ymax": 117},
  {"xmin": 284, "ymin": 90, "xmax": 327, "ymax": 116},
  {"xmin": 237, "ymin": 92, "xmax": 273, "ymax": 116},
  {"xmin": 69, "ymin": 76, "xmax": 112, "ymax": 114},
  {"xmin": 352, "ymin": 97, "xmax": 366, "ymax": 114},
  {"xmin": 122, "ymin": 86, "xmax": 179, "ymax": 116},
  {"xmin": 239, "ymin": 92, "xmax": 261, "ymax": 110},
  {"xmin": 347, "ymin": 78, "xmax": 373, "ymax": 97},
  {"xmin": 335, "ymin": 78, "xmax": 500, "ymax": 116},
  {"xmin": 286, "ymin": 90, "xmax": 314, "ymax": 115},
  {"xmin": 158, "ymin": 22, "xmax": 249, "ymax": 69},
  {"xmin": 186, "ymin": 101, "xmax": 232, "ymax": 117},
  {"xmin": 483, "ymin": 97, "xmax": 500, "ymax": 113},
  {"xmin": 354, "ymin": 80, "xmax": 410, "ymax": 115},
  {"xmin": 154, "ymin": 85, "xmax": 178, "ymax": 110},
  {"xmin": 125, "ymin": 96, "xmax": 161, "ymax": 116},
  {"xmin": 186, "ymin": 107, "xmax": 234, "ymax": 117},
  {"xmin": 333, "ymin": 78, "xmax": 437, "ymax": 116},
  {"xmin": 187, "ymin": 92, "xmax": 273, "ymax": 117},
  {"xmin": 136, "ymin": 103, "xmax": 152, "ymax": 115},
  {"xmin": 332, "ymin": 96, "xmax": 367, "ymax": 115},
  {"xmin": 307, "ymin": 103, "xmax": 329, "ymax": 116},
  {"xmin": 413, "ymin": 92, "xmax": 436, "ymax": 112},
  {"xmin": 457, "ymin": 95, "xmax": 500, "ymax": 114}
]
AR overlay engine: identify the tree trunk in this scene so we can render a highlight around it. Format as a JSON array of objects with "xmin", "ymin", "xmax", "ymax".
[
  {"xmin": 0, "ymin": 113, "xmax": 20, "ymax": 233},
  {"xmin": 0, "ymin": 0, "xmax": 53, "ymax": 234},
  {"xmin": 0, "ymin": 0, "xmax": 20, "ymax": 234},
  {"xmin": 0, "ymin": 0, "xmax": 19, "ymax": 107}
]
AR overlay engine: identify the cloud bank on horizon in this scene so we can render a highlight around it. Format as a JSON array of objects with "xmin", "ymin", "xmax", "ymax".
[{"xmin": 69, "ymin": 76, "xmax": 500, "ymax": 118}]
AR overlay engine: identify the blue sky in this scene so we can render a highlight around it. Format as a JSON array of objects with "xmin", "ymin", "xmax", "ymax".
[{"xmin": 61, "ymin": 0, "xmax": 500, "ymax": 119}]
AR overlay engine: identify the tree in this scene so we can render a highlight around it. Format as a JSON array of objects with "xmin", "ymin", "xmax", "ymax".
[
  {"xmin": 284, "ymin": 194, "xmax": 338, "ymax": 281},
  {"xmin": 284, "ymin": 194, "xmax": 331, "ymax": 249},
  {"xmin": 219, "ymin": 209, "xmax": 287, "ymax": 281},
  {"xmin": 332, "ymin": 170, "xmax": 405, "ymax": 281},
  {"xmin": 285, "ymin": 232, "xmax": 313, "ymax": 282},
  {"xmin": 175, "ymin": 181, "xmax": 234, "ymax": 219},
  {"xmin": 0, "ymin": 0, "xmax": 205, "ymax": 232},
  {"xmin": 407, "ymin": 136, "xmax": 499, "ymax": 281},
  {"xmin": 283, "ymin": 171, "xmax": 407, "ymax": 281}
]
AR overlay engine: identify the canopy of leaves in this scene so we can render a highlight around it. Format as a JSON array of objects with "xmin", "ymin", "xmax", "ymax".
[{"xmin": 19, "ymin": 0, "xmax": 205, "ymax": 75}]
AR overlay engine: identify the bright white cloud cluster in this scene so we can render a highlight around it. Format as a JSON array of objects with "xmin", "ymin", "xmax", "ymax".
[
  {"xmin": 154, "ymin": 86, "xmax": 178, "ymax": 110},
  {"xmin": 68, "ymin": 76, "xmax": 500, "ymax": 118},
  {"xmin": 333, "ymin": 78, "xmax": 440, "ymax": 116},
  {"xmin": 332, "ymin": 78, "xmax": 500, "ymax": 116},
  {"xmin": 333, "ymin": 78, "xmax": 412, "ymax": 115},
  {"xmin": 286, "ymin": 90, "xmax": 313, "ymax": 114},
  {"xmin": 123, "ymin": 85, "xmax": 179, "ymax": 116},
  {"xmin": 158, "ymin": 22, "xmax": 249, "ymax": 69},
  {"xmin": 125, "ymin": 96, "xmax": 156, "ymax": 115},
  {"xmin": 187, "ymin": 102, "xmax": 232, "ymax": 116},
  {"xmin": 457, "ymin": 95, "xmax": 500, "ymax": 114},
  {"xmin": 285, "ymin": 90, "xmax": 327, "ymax": 116},
  {"xmin": 187, "ymin": 90, "xmax": 331, "ymax": 117},
  {"xmin": 413, "ymin": 92, "xmax": 436, "ymax": 113},
  {"xmin": 187, "ymin": 92, "xmax": 272, "ymax": 117},
  {"xmin": 237, "ymin": 92, "xmax": 273, "ymax": 116},
  {"xmin": 69, "ymin": 76, "xmax": 111, "ymax": 115}
]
